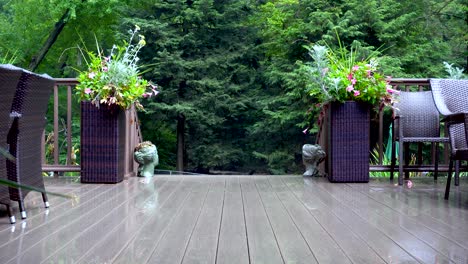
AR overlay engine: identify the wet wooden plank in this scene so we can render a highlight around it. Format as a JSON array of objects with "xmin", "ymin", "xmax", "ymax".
[
  {"xmin": 281, "ymin": 177, "xmax": 387, "ymax": 264},
  {"xmin": 338, "ymin": 182, "xmax": 468, "ymax": 263},
  {"xmin": 215, "ymin": 176, "xmax": 249, "ymax": 264},
  {"xmin": 0, "ymin": 176, "xmax": 467, "ymax": 264},
  {"xmin": 4, "ymin": 177, "xmax": 141, "ymax": 264},
  {"xmin": 240, "ymin": 176, "xmax": 283, "ymax": 264},
  {"xmin": 0, "ymin": 183, "xmax": 101, "ymax": 239},
  {"xmin": 145, "ymin": 177, "xmax": 213, "ymax": 263},
  {"xmin": 49, "ymin": 177, "xmax": 180, "ymax": 264},
  {"xmin": 0, "ymin": 180, "xmax": 100, "ymax": 228},
  {"xmin": 349, "ymin": 182, "xmax": 468, "ymax": 249},
  {"xmin": 268, "ymin": 176, "xmax": 352, "ymax": 264},
  {"xmin": 76, "ymin": 177, "xmax": 186, "ymax": 264},
  {"xmin": 254, "ymin": 177, "xmax": 317, "ymax": 264},
  {"xmin": 313, "ymin": 179, "xmax": 452, "ymax": 263},
  {"xmin": 181, "ymin": 177, "xmax": 226, "ymax": 264},
  {"xmin": 111, "ymin": 177, "xmax": 205, "ymax": 264}
]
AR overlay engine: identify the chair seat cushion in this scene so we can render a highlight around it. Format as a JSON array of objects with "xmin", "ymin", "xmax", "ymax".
[{"xmin": 401, "ymin": 137, "xmax": 450, "ymax": 143}]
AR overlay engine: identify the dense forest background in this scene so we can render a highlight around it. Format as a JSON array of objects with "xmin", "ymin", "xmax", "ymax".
[{"xmin": 0, "ymin": 0, "xmax": 466, "ymax": 174}]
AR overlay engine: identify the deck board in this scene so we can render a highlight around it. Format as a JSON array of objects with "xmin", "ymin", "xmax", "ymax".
[
  {"xmin": 267, "ymin": 176, "xmax": 352, "ymax": 264},
  {"xmin": 181, "ymin": 178, "xmax": 225, "ymax": 264},
  {"xmin": 112, "ymin": 177, "xmax": 198, "ymax": 264},
  {"xmin": 348, "ymin": 181, "xmax": 468, "ymax": 250},
  {"xmin": 145, "ymin": 177, "xmax": 212, "ymax": 263},
  {"xmin": 215, "ymin": 176, "xmax": 249, "ymax": 264},
  {"xmin": 1, "ymin": 180, "xmax": 136, "ymax": 264},
  {"xmin": 0, "ymin": 175, "xmax": 467, "ymax": 263},
  {"xmin": 314, "ymin": 179, "xmax": 453, "ymax": 263},
  {"xmin": 255, "ymin": 176, "xmax": 318, "ymax": 264},
  {"xmin": 240, "ymin": 176, "xmax": 284, "ymax": 264}
]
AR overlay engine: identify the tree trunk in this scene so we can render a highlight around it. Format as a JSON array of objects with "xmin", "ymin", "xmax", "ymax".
[
  {"xmin": 176, "ymin": 114, "xmax": 185, "ymax": 173},
  {"xmin": 28, "ymin": 9, "xmax": 71, "ymax": 71}
]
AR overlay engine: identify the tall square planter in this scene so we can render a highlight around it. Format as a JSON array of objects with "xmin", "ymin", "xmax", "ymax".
[
  {"xmin": 80, "ymin": 101, "xmax": 126, "ymax": 183},
  {"xmin": 327, "ymin": 101, "xmax": 370, "ymax": 182}
]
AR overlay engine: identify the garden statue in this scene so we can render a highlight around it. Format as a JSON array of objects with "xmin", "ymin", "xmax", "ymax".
[
  {"xmin": 302, "ymin": 144, "xmax": 326, "ymax": 177},
  {"xmin": 134, "ymin": 141, "xmax": 159, "ymax": 177}
]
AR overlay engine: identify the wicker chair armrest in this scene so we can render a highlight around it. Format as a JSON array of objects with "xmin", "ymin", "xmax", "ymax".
[{"xmin": 442, "ymin": 113, "xmax": 468, "ymax": 125}]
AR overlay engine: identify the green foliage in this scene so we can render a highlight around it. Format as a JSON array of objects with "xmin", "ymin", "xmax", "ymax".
[
  {"xmin": 302, "ymin": 43, "xmax": 393, "ymax": 106},
  {"xmin": 443, "ymin": 61, "xmax": 467, "ymax": 79},
  {"xmin": 75, "ymin": 27, "xmax": 157, "ymax": 110},
  {"xmin": 1, "ymin": 0, "xmax": 466, "ymax": 174}
]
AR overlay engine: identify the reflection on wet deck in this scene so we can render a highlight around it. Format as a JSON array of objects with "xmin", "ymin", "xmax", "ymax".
[{"xmin": 0, "ymin": 176, "xmax": 467, "ymax": 263}]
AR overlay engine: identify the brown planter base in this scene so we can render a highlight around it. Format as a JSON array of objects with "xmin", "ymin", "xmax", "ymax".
[
  {"xmin": 327, "ymin": 101, "xmax": 370, "ymax": 182},
  {"xmin": 80, "ymin": 102, "xmax": 126, "ymax": 183}
]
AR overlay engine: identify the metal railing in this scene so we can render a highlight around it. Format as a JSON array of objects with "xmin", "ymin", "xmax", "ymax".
[{"xmin": 42, "ymin": 78, "xmax": 142, "ymax": 177}]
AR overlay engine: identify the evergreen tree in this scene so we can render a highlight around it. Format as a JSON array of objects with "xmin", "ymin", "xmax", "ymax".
[{"xmin": 129, "ymin": 0, "xmax": 259, "ymax": 172}]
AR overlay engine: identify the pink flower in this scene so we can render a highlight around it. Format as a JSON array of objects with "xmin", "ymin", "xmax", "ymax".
[
  {"xmin": 104, "ymin": 57, "xmax": 110, "ymax": 62},
  {"xmin": 102, "ymin": 67, "xmax": 108, "ymax": 72},
  {"xmin": 302, "ymin": 128, "xmax": 308, "ymax": 134},
  {"xmin": 353, "ymin": 90, "xmax": 360, "ymax": 96},
  {"xmin": 366, "ymin": 70, "xmax": 372, "ymax": 77},
  {"xmin": 346, "ymin": 85, "xmax": 354, "ymax": 92},
  {"xmin": 84, "ymin": 88, "xmax": 92, "ymax": 94},
  {"xmin": 351, "ymin": 78, "xmax": 357, "ymax": 85},
  {"xmin": 407, "ymin": 180, "xmax": 413, "ymax": 188},
  {"xmin": 352, "ymin": 65, "xmax": 359, "ymax": 71},
  {"xmin": 142, "ymin": 92, "xmax": 152, "ymax": 98},
  {"xmin": 386, "ymin": 87, "xmax": 400, "ymax": 95},
  {"xmin": 88, "ymin": 72, "xmax": 96, "ymax": 79},
  {"xmin": 347, "ymin": 73, "xmax": 353, "ymax": 81}
]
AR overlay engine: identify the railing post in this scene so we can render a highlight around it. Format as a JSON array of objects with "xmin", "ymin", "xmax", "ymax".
[
  {"xmin": 378, "ymin": 108, "xmax": 383, "ymax": 165},
  {"xmin": 66, "ymin": 85, "xmax": 72, "ymax": 165},
  {"xmin": 53, "ymin": 84, "xmax": 59, "ymax": 178}
]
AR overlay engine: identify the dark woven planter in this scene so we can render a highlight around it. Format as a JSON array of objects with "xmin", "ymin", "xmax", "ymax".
[
  {"xmin": 327, "ymin": 101, "xmax": 370, "ymax": 182},
  {"xmin": 81, "ymin": 101, "xmax": 126, "ymax": 183}
]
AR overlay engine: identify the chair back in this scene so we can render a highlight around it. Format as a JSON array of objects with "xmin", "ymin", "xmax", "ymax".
[
  {"xmin": 0, "ymin": 65, "xmax": 22, "ymax": 204},
  {"xmin": 394, "ymin": 91, "xmax": 440, "ymax": 138},
  {"xmin": 8, "ymin": 70, "xmax": 55, "ymax": 201},
  {"xmin": 430, "ymin": 79, "xmax": 468, "ymax": 115},
  {"xmin": 430, "ymin": 79, "xmax": 468, "ymax": 152}
]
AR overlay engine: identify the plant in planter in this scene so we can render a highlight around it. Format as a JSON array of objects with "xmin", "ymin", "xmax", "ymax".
[
  {"xmin": 302, "ymin": 42, "xmax": 397, "ymax": 182},
  {"xmin": 76, "ymin": 25, "xmax": 158, "ymax": 110},
  {"xmin": 75, "ymin": 26, "xmax": 158, "ymax": 183}
]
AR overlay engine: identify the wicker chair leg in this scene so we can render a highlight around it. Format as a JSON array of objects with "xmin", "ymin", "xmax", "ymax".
[
  {"xmin": 398, "ymin": 141, "xmax": 404, "ymax": 185},
  {"xmin": 5, "ymin": 204, "xmax": 16, "ymax": 224},
  {"xmin": 18, "ymin": 200, "xmax": 27, "ymax": 219},
  {"xmin": 454, "ymin": 161, "xmax": 459, "ymax": 186},
  {"xmin": 42, "ymin": 193, "xmax": 49, "ymax": 208},
  {"xmin": 390, "ymin": 136, "xmax": 396, "ymax": 181},
  {"xmin": 445, "ymin": 159, "xmax": 453, "ymax": 200},
  {"xmin": 434, "ymin": 143, "xmax": 439, "ymax": 181},
  {"xmin": 404, "ymin": 143, "xmax": 410, "ymax": 180}
]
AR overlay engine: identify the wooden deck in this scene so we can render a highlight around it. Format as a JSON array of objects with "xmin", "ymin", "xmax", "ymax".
[{"xmin": 0, "ymin": 176, "xmax": 467, "ymax": 264}]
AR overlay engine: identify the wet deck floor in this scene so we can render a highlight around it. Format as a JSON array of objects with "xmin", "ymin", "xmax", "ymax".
[{"xmin": 0, "ymin": 175, "xmax": 467, "ymax": 263}]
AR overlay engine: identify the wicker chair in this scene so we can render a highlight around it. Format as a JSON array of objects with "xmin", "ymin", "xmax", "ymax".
[
  {"xmin": 430, "ymin": 79, "xmax": 468, "ymax": 199},
  {"xmin": 390, "ymin": 91, "xmax": 449, "ymax": 185},
  {"xmin": 0, "ymin": 65, "xmax": 23, "ymax": 224},
  {"xmin": 7, "ymin": 69, "xmax": 55, "ymax": 219}
]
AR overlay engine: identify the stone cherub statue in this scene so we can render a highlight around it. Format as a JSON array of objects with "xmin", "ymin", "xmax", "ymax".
[
  {"xmin": 302, "ymin": 144, "xmax": 326, "ymax": 177},
  {"xmin": 134, "ymin": 141, "xmax": 159, "ymax": 177}
]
